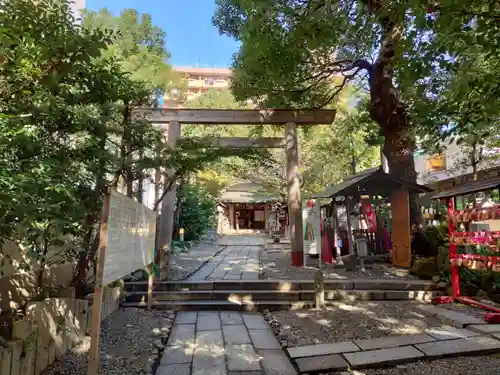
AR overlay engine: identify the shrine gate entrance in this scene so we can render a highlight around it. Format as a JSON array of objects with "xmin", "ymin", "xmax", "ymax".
[{"xmin": 138, "ymin": 108, "xmax": 336, "ymax": 266}]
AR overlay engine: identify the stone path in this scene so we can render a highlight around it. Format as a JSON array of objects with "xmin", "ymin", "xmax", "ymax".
[
  {"xmin": 166, "ymin": 243, "xmax": 223, "ymax": 281},
  {"xmin": 187, "ymin": 236, "xmax": 263, "ymax": 281},
  {"xmin": 284, "ymin": 305, "xmax": 500, "ymax": 373},
  {"xmin": 156, "ymin": 311, "xmax": 296, "ymax": 375}
]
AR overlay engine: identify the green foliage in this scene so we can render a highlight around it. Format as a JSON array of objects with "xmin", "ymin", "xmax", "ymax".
[
  {"xmin": 423, "ymin": 224, "xmax": 449, "ymax": 252},
  {"xmin": 185, "ymin": 88, "xmax": 380, "ymax": 199},
  {"xmin": 212, "ymin": 0, "xmax": 500, "ymax": 193},
  {"xmin": 82, "ymin": 8, "xmax": 183, "ymax": 91},
  {"xmin": 178, "ymin": 184, "xmax": 216, "ymax": 241},
  {"xmin": 0, "ymin": 0, "xmax": 253, "ymax": 289}
]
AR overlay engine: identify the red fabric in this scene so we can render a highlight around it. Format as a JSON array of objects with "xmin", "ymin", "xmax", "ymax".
[
  {"xmin": 320, "ymin": 221, "xmax": 334, "ymax": 264},
  {"xmin": 361, "ymin": 203, "xmax": 376, "ymax": 232}
]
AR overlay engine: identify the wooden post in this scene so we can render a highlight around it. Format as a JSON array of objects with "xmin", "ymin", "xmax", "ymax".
[
  {"xmin": 147, "ymin": 263, "xmax": 154, "ymax": 310},
  {"xmin": 346, "ymin": 199, "xmax": 355, "ymax": 256},
  {"xmin": 391, "ymin": 189, "xmax": 411, "ymax": 267},
  {"xmin": 158, "ymin": 120, "xmax": 181, "ymax": 267},
  {"xmin": 88, "ymin": 188, "xmax": 111, "ymax": 375},
  {"xmin": 314, "ymin": 199, "xmax": 324, "ymax": 309},
  {"xmin": 332, "ymin": 202, "xmax": 342, "ymax": 264},
  {"xmin": 285, "ymin": 122, "xmax": 303, "ymax": 266}
]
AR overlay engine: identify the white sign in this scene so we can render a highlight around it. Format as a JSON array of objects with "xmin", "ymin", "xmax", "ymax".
[
  {"xmin": 103, "ymin": 189, "xmax": 157, "ymax": 285},
  {"xmin": 303, "ymin": 199, "xmax": 321, "ymax": 256}
]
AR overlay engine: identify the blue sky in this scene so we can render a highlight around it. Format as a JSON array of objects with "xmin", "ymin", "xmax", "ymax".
[{"xmin": 85, "ymin": 0, "xmax": 240, "ymax": 67}]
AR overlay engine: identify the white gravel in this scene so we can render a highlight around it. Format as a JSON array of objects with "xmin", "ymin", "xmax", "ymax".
[{"xmin": 41, "ymin": 308, "xmax": 175, "ymax": 375}]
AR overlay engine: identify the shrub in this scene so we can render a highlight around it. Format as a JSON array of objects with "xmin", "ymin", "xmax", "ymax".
[{"xmin": 178, "ymin": 183, "xmax": 216, "ymax": 241}]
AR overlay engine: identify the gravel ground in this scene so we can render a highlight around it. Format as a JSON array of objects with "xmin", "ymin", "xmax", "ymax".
[
  {"xmin": 443, "ymin": 302, "xmax": 490, "ymax": 319},
  {"xmin": 264, "ymin": 301, "xmax": 500, "ymax": 375},
  {"xmin": 261, "ymin": 249, "xmax": 418, "ymax": 280},
  {"xmin": 361, "ymin": 357, "xmax": 500, "ymax": 375},
  {"xmin": 266, "ymin": 301, "xmax": 444, "ymax": 347},
  {"xmin": 41, "ymin": 308, "xmax": 175, "ymax": 375}
]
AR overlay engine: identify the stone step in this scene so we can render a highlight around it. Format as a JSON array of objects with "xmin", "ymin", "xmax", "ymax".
[
  {"xmin": 125, "ymin": 281, "xmax": 214, "ymax": 292},
  {"xmin": 124, "ymin": 279, "xmax": 439, "ymax": 293},
  {"xmin": 124, "ymin": 289, "xmax": 439, "ymax": 306},
  {"xmin": 121, "ymin": 300, "xmax": 316, "ymax": 311}
]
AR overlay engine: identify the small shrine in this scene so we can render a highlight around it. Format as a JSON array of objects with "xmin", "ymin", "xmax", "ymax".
[{"xmin": 312, "ymin": 166, "xmax": 432, "ymax": 269}]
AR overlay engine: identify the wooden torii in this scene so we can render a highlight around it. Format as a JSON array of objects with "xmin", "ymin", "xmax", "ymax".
[{"xmin": 137, "ymin": 108, "xmax": 336, "ymax": 266}]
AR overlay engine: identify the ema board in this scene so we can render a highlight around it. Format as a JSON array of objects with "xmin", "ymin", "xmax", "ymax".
[{"xmin": 103, "ymin": 189, "xmax": 157, "ymax": 285}]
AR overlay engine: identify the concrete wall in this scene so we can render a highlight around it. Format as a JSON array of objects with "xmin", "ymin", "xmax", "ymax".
[{"xmin": 0, "ymin": 286, "xmax": 122, "ymax": 375}]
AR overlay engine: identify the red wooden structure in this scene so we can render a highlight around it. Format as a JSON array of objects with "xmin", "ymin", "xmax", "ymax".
[{"xmin": 432, "ymin": 177, "xmax": 500, "ymax": 323}]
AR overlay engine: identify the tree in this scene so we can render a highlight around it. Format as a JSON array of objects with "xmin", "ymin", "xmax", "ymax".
[
  {"xmin": 82, "ymin": 8, "xmax": 183, "ymax": 92},
  {"xmin": 212, "ymin": 1, "xmax": 500, "ymax": 223}
]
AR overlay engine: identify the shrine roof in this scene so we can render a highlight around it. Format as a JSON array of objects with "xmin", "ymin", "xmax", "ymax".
[
  {"xmin": 311, "ymin": 166, "xmax": 432, "ymax": 200},
  {"xmin": 219, "ymin": 180, "xmax": 279, "ymax": 203},
  {"xmin": 432, "ymin": 175, "xmax": 500, "ymax": 200}
]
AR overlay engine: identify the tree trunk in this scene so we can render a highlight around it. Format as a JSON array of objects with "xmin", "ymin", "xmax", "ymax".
[
  {"xmin": 369, "ymin": 58, "xmax": 422, "ymax": 225},
  {"xmin": 362, "ymin": 6, "xmax": 422, "ymax": 225}
]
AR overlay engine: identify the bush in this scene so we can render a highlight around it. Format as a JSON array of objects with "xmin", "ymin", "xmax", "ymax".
[
  {"xmin": 178, "ymin": 183, "xmax": 216, "ymax": 241},
  {"xmin": 424, "ymin": 224, "xmax": 449, "ymax": 250}
]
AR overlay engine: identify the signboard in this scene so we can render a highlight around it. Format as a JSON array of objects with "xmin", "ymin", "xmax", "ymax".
[
  {"xmin": 303, "ymin": 199, "xmax": 321, "ymax": 256},
  {"xmin": 103, "ymin": 189, "xmax": 157, "ymax": 285},
  {"xmin": 88, "ymin": 189, "xmax": 157, "ymax": 375}
]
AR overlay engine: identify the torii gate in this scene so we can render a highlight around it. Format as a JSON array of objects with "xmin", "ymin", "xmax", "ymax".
[{"xmin": 138, "ymin": 108, "xmax": 336, "ymax": 266}]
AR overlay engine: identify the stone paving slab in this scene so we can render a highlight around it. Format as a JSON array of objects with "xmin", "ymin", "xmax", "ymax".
[
  {"xmin": 156, "ymin": 363, "xmax": 191, "ymax": 375},
  {"xmin": 287, "ymin": 341, "xmax": 360, "ymax": 359},
  {"xmin": 220, "ymin": 312, "xmax": 244, "ymax": 325},
  {"xmin": 168, "ymin": 324, "xmax": 196, "ymax": 347},
  {"xmin": 226, "ymin": 344, "xmax": 261, "ymax": 371},
  {"xmin": 192, "ymin": 350, "xmax": 226, "ymax": 375},
  {"xmin": 414, "ymin": 304, "xmax": 485, "ymax": 327},
  {"xmin": 195, "ymin": 330, "xmax": 224, "ymax": 347},
  {"xmin": 248, "ymin": 329, "xmax": 281, "ymax": 350},
  {"xmin": 344, "ymin": 346, "xmax": 425, "ymax": 369},
  {"xmin": 223, "ymin": 325, "xmax": 252, "ymax": 344},
  {"xmin": 161, "ymin": 344, "xmax": 194, "ymax": 364},
  {"xmin": 242, "ymin": 313, "xmax": 268, "ymax": 329},
  {"xmin": 197, "ymin": 314, "xmax": 222, "ymax": 330},
  {"xmin": 433, "ymin": 308, "xmax": 486, "ymax": 327},
  {"xmin": 469, "ymin": 324, "xmax": 500, "ymax": 334},
  {"xmin": 426, "ymin": 326, "xmax": 479, "ymax": 341},
  {"xmin": 258, "ymin": 349, "xmax": 298, "ymax": 375},
  {"xmin": 175, "ymin": 311, "xmax": 198, "ymax": 324},
  {"xmin": 354, "ymin": 333, "xmax": 436, "ymax": 350},
  {"xmin": 198, "ymin": 311, "xmax": 220, "ymax": 317},
  {"xmin": 414, "ymin": 336, "xmax": 500, "ymax": 358},
  {"xmin": 295, "ymin": 354, "xmax": 349, "ymax": 373}
]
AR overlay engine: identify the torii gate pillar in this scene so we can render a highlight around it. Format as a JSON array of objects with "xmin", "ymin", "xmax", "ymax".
[{"xmin": 285, "ymin": 122, "xmax": 303, "ymax": 266}]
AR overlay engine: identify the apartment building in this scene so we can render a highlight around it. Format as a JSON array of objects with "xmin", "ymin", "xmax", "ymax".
[
  {"xmin": 165, "ymin": 66, "xmax": 232, "ymax": 106},
  {"xmin": 415, "ymin": 139, "xmax": 500, "ymax": 189},
  {"xmin": 69, "ymin": 0, "xmax": 85, "ymax": 21}
]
